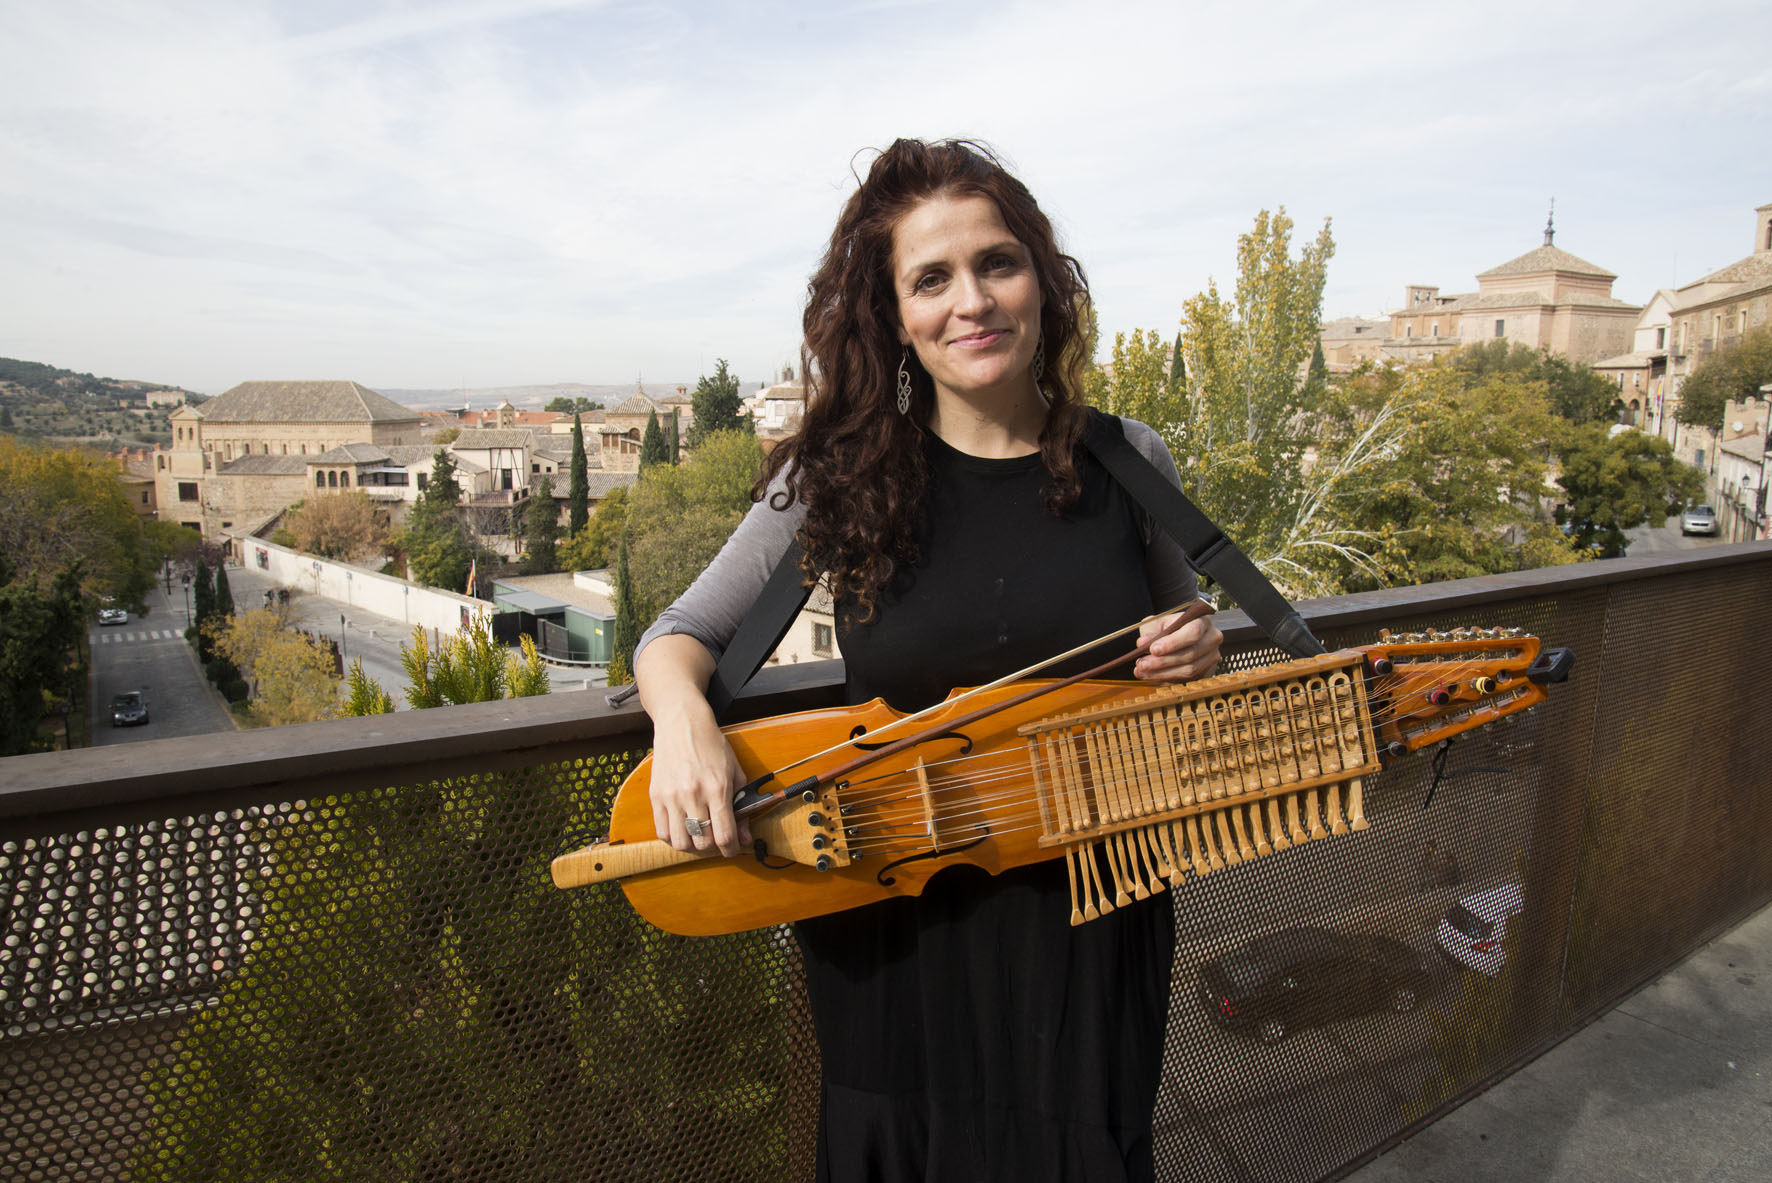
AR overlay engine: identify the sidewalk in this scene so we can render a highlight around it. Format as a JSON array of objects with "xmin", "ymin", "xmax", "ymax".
[{"xmin": 1345, "ymin": 900, "xmax": 1772, "ymax": 1182}]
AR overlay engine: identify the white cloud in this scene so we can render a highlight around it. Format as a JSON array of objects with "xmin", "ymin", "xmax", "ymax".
[{"xmin": 1, "ymin": 0, "xmax": 1768, "ymax": 391}]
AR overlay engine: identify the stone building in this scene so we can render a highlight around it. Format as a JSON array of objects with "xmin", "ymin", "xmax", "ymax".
[
  {"xmin": 1331, "ymin": 216, "xmax": 1642, "ymax": 370},
  {"xmin": 1593, "ymin": 289, "xmax": 1676, "ymax": 430},
  {"xmin": 1667, "ymin": 203, "xmax": 1772, "ymax": 401},
  {"xmin": 154, "ymin": 380, "xmax": 427, "ymax": 536},
  {"xmin": 1385, "ymin": 218, "xmax": 1639, "ymax": 365}
]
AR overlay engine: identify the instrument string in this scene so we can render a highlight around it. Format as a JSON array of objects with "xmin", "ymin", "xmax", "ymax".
[{"xmin": 822, "ymin": 652, "xmax": 1526, "ymax": 858}]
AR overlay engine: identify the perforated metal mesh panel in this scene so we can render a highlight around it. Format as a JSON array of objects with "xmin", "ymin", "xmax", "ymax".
[{"xmin": 4, "ymin": 557, "xmax": 1770, "ymax": 1182}]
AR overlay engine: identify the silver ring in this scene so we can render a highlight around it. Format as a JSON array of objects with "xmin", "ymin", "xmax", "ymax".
[{"xmin": 683, "ymin": 817, "xmax": 711, "ymax": 839}]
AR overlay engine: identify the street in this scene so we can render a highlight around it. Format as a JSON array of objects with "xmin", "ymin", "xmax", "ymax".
[
  {"xmin": 90, "ymin": 578, "xmax": 232, "ymax": 745},
  {"xmin": 1622, "ymin": 513, "xmax": 1728, "ymax": 554},
  {"xmin": 214, "ymin": 564, "xmax": 604, "ymax": 706}
]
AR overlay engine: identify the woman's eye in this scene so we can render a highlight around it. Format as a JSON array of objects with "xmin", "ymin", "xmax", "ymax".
[{"xmin": 913, "ymin": 272, "xmax": 945, "ymax": 293}]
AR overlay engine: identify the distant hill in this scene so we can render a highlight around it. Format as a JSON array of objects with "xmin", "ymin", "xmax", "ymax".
[
  {"xmin": 0, "ymin": 357, "xmax": 201, "ymax": 407},
  {"xmin": 381, "ymin": 382, "xmax": 691, "ymax": 411},
  {"xmin": 0, "ymin": 357, "xmax": 199, "ymax": 450}
]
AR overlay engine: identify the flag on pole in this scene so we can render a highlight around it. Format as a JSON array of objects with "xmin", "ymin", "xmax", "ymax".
[{"xmin": 466, "ymin": 557, "xmax": 477, "ymax": 598}]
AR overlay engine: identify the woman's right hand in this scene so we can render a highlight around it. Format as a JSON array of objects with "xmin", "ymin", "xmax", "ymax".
[
  {"xmin": 635, "ymin": 633, "xmax": 751, "ymax": 859},
  {"xmin": 647, "ymin": 704, "xmax": 750, "ymax": 859}
]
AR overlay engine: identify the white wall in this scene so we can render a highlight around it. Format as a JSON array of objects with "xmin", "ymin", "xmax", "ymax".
[{"xmin": 235, "ymin": 535, "xmax": 493, "ymax": 634}]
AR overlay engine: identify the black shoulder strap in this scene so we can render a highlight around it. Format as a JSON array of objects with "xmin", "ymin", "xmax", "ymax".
[
  {"xmin": 1080, "ymin": 411, "xmax": 1325, "ymax": 659},
  {"xmin": 703, "ymin": 536, "xmax": 815, "ymax": 720},
  {"xmin": 677, "ymin": 412, "xmax": 1323, "ymax": 720}
]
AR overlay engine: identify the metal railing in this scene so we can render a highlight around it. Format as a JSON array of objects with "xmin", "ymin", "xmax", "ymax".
[{"xmin": 4, "ymin": 542, "xmax": 1771, "ymax": 1182}]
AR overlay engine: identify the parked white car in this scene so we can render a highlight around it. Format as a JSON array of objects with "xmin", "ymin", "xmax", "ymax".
[{"xmin": 1435, "ymin": 883, "xmax": 1524, "ymax": 977}]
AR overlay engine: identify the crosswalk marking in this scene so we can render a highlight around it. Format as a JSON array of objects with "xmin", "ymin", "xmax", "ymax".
[{"xmin": 94, "ymin": 629, "xmax": 183, "ymax": 643}]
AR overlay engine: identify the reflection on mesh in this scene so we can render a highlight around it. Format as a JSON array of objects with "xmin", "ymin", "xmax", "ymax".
[{"xmin": 4, "ymin": 563, "xmax": 1770, "ymax": 1181}]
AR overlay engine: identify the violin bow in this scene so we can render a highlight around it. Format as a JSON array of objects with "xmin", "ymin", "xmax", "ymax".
[{"xmin": 731, "ymin": 597, "xmax": 1216, "ymax": 820}]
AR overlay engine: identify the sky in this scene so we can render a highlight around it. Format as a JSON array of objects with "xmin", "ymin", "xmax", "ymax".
[{"xmin": 2, "ymin": 0, "xmax": 1768, "ymax": 397}]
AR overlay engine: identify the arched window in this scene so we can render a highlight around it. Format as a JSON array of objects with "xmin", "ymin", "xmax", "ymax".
[
  {"xmin": 327, "ymin": 471, "xmax": 338, "ymax": 488},
  {"xmin": 315, "ymin": 472, "xmax": 325, "ymax": 488},
  {"xmin": 341, "ymin": 471, "xmax": 351, "ymax": 487}
]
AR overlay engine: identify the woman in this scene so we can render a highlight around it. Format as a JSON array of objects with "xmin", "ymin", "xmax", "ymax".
[{"xmin": 635, "ymin": 138, "xmax": 1222, "ymax": 1182}]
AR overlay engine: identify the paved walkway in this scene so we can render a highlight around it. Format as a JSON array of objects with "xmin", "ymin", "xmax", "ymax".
[{"xmin": 1345, "ymin": 900, "xmax": 1772, "ymax": 1182}]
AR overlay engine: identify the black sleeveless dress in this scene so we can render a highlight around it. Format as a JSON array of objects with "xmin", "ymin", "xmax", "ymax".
[{"xmin": 797, "ymin": 433, "xmax": 1177, "ymax": 1182}]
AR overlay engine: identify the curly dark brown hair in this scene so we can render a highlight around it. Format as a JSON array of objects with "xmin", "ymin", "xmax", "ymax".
[{"xmin": 760, "ymin": 138, "xmax": 1095, "ymax": 621}]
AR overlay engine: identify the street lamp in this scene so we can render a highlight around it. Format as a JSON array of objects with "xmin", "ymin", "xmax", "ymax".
[
  {"xmin": 181, "ymin": 574, "xmax": 191, "ymax": 625},
  {"xmin": 339, "ymin": 613, "xmax": 347, "ymax": 660}
]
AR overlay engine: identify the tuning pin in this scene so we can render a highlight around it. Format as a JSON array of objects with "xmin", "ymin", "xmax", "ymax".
[
  {"xmin": 1428, "ymin": 685, "xmax": 1453, "ymax": 706},
  {"xmin": 1369, "ymin": 656, "xmax": 1394, "ymax": 676},
  {"xmin": 1473, "ymin": 675, "xmax": 1497, "ymax": 694},
  {"xmin": 1379, "ymin": 628, "xmax": 1393, "ymax": 642},
  {"xmin": 807, "ymin": 811, "xmax": 826, "ymax": 828}
]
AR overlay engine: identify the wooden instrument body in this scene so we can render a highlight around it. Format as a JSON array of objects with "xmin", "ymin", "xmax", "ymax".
[
  {"xmin": 553, "ymin": 630, "xmax": 1560, "ymax": 937},
  {"xmin": 593, "ymin": 678, "xmax": 1136, "ymax": 937}
]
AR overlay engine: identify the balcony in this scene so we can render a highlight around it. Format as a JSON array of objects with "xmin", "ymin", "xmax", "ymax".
[{"xmin": 5, "ymin": 543, "xmax": 1772, "ymax": 1181}]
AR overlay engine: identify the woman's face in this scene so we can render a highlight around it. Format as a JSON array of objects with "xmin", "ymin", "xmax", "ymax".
[{"xmin": 890, "ymin": 193, "xmax": 1043, "ymax": 408}]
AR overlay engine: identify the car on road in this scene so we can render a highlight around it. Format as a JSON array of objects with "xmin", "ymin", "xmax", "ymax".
[
  {"xmin": 98, "ymin": 607, "xmax": 129, "ymax": 625},
  {"xmin": 1435, "ymin": 882, "xmax": 1525, "ymax": 977},
  {"xmin": 1680, "ymin": 504, "xmax": 1718, "ymax": 536},
  {"xmin": 1198, "ymin": 926, "xmax": 1433, "ymax": 1044},
  {"xmin": 109, "ymin": 691, "xmax": 149, "ymax": 727}
]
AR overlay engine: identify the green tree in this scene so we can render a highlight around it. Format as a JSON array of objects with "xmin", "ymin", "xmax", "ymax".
[
  {"xmin": 621, "ymin": 430, "xmax": 763, "ymax": 621},
  {"xmin": 339, "ymin": 656, "xmax": 395, "ymax": 715},
  {"xmin": 0, "ymin": 437, "xmax": 165, "ymax": 608},
  {"xmin": 211, "ymin": 609, "xmax": 339, "ymax": 726},
  {"xmin": 1102, "ymin": 209, "xmax": 1340, "ymax": 595},
  {"xmin": 1323, "ymin": 365, "xmax": 1583, "ymax": 589},
  {"xmin": 686, "ymin": 358, "xmax": 749, "ymax": 446},
  {"xmin": 400, "ymin": 509, "xmax": 474, "ymax": 592},
  {"xmin": 423, "ymin": 450, "xmax": 464, "ymax": 509},
  {"xmin": 568, "ymin": 414, "xmax": 590, "ymax": 536},
  {"xmin": 356, "ymin": 619, "xmax": 553, "ymax": 711},
  {"xmin": 523, "ymin": 476, "xmax": 560, "ymax": 574},
  {"xmin": 1676, "ymin": 325, "xmax": 1772, "ymax": 434},
  {"xmin": 1555, "ymin": 425, "xmax": 1702, "ymax": 557},
  {"xmin": 558, "ymin": 484, "xmax": 629, "ymax": 572},
  {"xmin": 0, "ymin": 557, "xmax": 83, "ymax": 756},
  {"xmin": 609, "ymin": 530, "xmax": 643, "ymax": 685},
  {"xmin": 545, "ymin": 395, "xmax": 601, "ymax": 414},
  {"xmin": 639, "ymin": 410, "xmax": 669, "ymax": 469},
  {"xmin": 192, "ymin": 560, "xmax": 216, "ymax": 659},
  {"xmin": 1449, "ymin": 340, "xmax": 1621, "ymax": 426},
  {"xmin": 212, "ymin": 563, "xmax": 234, "ymax": 619},
  {"xmin": 398, "ymin": 454, "xmax": 473, "ymax": 591}
]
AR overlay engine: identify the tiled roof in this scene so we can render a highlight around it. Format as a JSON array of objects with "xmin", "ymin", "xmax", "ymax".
[
  {"xmin": 1320, "ymin": 317, "xmax": 1388, "ymax": 340},
  {"xmin": 311, "ymin": 443, "xmax": 392, "ymax": 464},
  {"xmin": 587, "ymin": 473, "xmax": 639, "ymax": 497},
  {"xmin": 1676, "ymin": 252, "xmax": 1772, "ymax": 298},
  {"xmin": 1592, "ymin": 352, "xmax": 1659, "ymax": 368},
  {"xmin": 611, "ymin": 394, "xmax": 658, "ymax": 415},
  {"xmin": 1477, "ymin": 246, "xmax": 1616, "ymax": 281},
  {"xmin": 383, "ymin": 444, "xmax": 448, "ymax": 466},
  {"xmin": 451, "ymin": 428, "xmax": 536, "ymax": 450},
  {"xmin": 216, "ymin": 455, "xmax": 310, "ymax": 476},
  {"xmin": 197, "ymin": 381, "xmax": 419, "ymax": 423}
]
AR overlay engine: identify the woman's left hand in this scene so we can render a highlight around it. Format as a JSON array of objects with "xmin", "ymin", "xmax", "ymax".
[{"xmin": 1133, "ymin": 603, "xmax": 1222, "ymax": 684}]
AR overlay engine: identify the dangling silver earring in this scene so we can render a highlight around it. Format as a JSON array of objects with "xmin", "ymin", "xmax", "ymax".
[
  {"xmin": 1031, "ymin": 334, "xmax": 1046, "ymax": 383},
  {"xmin": 896, "ymin": 349, "xmax": 913, "ymax": 415}
]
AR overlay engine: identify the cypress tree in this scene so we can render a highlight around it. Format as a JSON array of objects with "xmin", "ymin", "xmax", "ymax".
[
  {"xmin": 212, "ymin": 563, "xmax": 234, "ymax": 619},
  {"xmin": 568, "ymin": 415, "xmax": 589, "ymax": 536},
  {"xmin": 639, "ymin": 411, "xmax": 668, "ymax": 470},
  {"xmin": 610, "ymin": 531, "xmax": 641, "ymax": 683},
  {"xmin": 523, "ymin": 476, "xmax": 559, "ymax": 574},
  {"xmin": 192, "ymin": 560, "xmax": 216, "ymax": 660}
]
